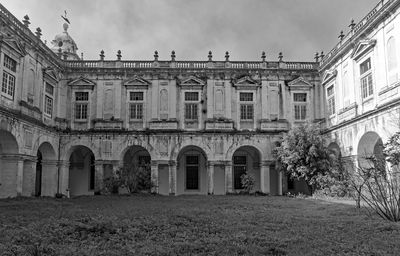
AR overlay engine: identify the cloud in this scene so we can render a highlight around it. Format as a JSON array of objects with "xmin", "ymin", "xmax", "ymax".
[{"xmin": 1, "ymin": 0, "xmax": 378, "ymax": 61}]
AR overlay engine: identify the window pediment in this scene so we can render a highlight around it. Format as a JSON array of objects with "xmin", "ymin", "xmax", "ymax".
[
  {"xmin": 1, "ymin": 36, "xmax": 27, "ymax": 57},
  {"xmin": 351, "ymin": 39, "xmax": 376, "ymax": 60},
  {"xmin": 322, "ymin": 70, "xmax": 338, "ymax": 85},
  {"xmin": 178, "ymin": 76, "xmax": 205, "ymax": 89},
  {"xmin": 124, "ymin": 76, "xmax": 151, "ymax": 89},
  {"xmin": 68, "ymin": 76, "xmax": 96, "ymax": 90},
  {"xmin": 232, "ymin": 76, "xmax": 261, "ymax": 90},
  {"xmin": 287, "ymin": 77, "xmax": 313, "ymax": 90},
  {"xmin": 43, "ymin": 67, "xmax": 59, "ymax": 83}
]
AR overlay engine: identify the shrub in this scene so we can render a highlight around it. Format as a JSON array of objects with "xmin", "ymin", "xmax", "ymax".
[
  {"xmin": 103, "ymin": 163, "xmax": 153, "ymax": 194},
  {"xmin": 240, "ymin": 172, "xmax": 255, "ymax": 194}
]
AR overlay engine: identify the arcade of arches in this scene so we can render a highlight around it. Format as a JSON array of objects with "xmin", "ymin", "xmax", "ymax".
[{"xmin": 0, "ymin": 128, "xmax": 391, "ymax": 198}]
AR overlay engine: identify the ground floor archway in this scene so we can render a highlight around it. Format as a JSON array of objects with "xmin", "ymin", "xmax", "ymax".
[
  {"xmin": 232, "ymin": 146, "xmax": 261, "ymax": 192},
  {"xmin": 122, "ymin": 146, "xmax": 152, "ymax": 192},
  {"xmin": 176, "ymin": 146, "xmax": 208, "ymax": 195},
  {"xmin": 36, "ymin": 142, "xmax": 57, "ymax": 197},
  {"xmin": 0, "ymin": 129, "xmax": 19, "ymax": 198},
  {"xmin": 68, "ymin": 146, "xmax": 95, "ymax": 196},
  {"xmin": 357, "ymin": 131, "xmax": 384, "ymax": 170}
]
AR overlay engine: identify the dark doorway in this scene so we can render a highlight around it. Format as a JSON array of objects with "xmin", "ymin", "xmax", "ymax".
[{"xmin": 35, "ymin": 151, "xmax": 42, "ymax": 196}]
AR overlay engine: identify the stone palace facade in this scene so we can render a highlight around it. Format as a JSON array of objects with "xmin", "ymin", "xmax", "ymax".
[{"xmin": 0, "ymin": 0, "xmax": 399, "ymax": 198}]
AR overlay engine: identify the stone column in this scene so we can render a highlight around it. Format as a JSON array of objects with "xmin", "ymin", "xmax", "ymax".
[
  {"xmin": 207, "ymin": 161, "xmax": 215, "ymax": 195},
  {"xmin": 151, "ymin": 160, "xmax": 159, "ymax": 194},
  {"xmin": 41, "ymin": 160, "xmax": 59, "ymax": 197},
  {"xmin": 57, "ymin": 160, "xmax": 70, "ymax": 197},
  {"xmin": 169, "ymin": 160, "xmax": 177, "ymax": 195},
  {"xmin": 260, "ymin": 161, "xmax": 271, "ymax": 194},
  {"xmin": 225, "ymin": 161, "xmax": 233, "ymax": 193},
  {"xmin": 94, "ymin": 160, "xmax": 104, "ymax": 194}
]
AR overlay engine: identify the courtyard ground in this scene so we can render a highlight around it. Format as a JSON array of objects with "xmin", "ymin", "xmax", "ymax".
[{"xmin": 0, "ymin": 195, "xmax": 399, "ymax": 256}]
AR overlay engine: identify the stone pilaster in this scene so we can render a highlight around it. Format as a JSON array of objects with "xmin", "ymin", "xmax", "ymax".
[
  {"xmin": 41, "ymin": 160, "xmax": 59, "ymax": 197},
  {"xmin": 57, "ymin": 160, "xmax": 70, "ymax": 197},
  {"xmin": 207, "ymin": 161, "xmax": 215, "ymax": 195},
  {"xmin": 151, "ymin": 160, "xmax": 159, "ymax": 193},
  {"xmin": 225, "ymin": 161, "xmax": 233, "ymax": 193},
  {"xmin": 260, "ymin": 161, "xmax": 271, "ymax": 194},
  {"xmin": 94, "ymin": 160, "xmax": 104, "ymax": 194},
  {"xmin": 169, "ymin": 160, "xmax": 177, "ymax": 195}
]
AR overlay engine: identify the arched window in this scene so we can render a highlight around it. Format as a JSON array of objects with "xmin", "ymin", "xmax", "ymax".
[{"xmin": 387, "ymin": 37, "xmax": 397, "ymax": 72}]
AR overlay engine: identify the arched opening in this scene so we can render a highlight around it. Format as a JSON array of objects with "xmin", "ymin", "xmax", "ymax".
[
  {"xmin": 0, "ymin": 129, "xmax": 19, "ymax": 198},
  {"xmin": 232, "ymin": 146, "xmax": 261, "ymax": 192},
  {"xmin": 122, "ymin": 146, "xmax": 151, "ymax": 192},
  {"xmin": 36, "ymin": 142, "xmax": 56, "ymax": 197},
  {"xmin": 176, "ymin": 146, "xmax": 207, "ymax": 195},
  {"xmin": 68, "ymin": 146, "xmax": 95, "ymax": 196},
  {"xmin": 357, "ymin": 131, "xmax": 384, "ymax": 171}
]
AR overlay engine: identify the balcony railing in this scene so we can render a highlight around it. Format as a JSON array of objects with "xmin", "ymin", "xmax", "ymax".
[
  {"xmin": 64, "ymin": 60, "xmax": 318, "ymax": 70},
  {"xmin": 320, "ymin": 0, "xmax": 390, "ymax": 66}
]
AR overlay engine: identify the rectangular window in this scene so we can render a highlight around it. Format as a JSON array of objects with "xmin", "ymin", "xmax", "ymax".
[
  {"xmin": 44, "ymin": 95, "xmax": 53, "ymax": 117},
  {"xmin": 293, "ymin": 93, "xmax": 307, "ymax": 102},
  {"xmin": 3, "ymin": 55, "xmax": 16, "ymax": 72},
  {"xmin": 75, "ymin": 103, "xmax": 88, "ymax": 120},
  {"xmin": 75, "ymin": 92, "xmax": 89, "ymax": 101},
  {"xmin": 185, "ymin": 92, "xmax": 199, "ymax": 101},
  {"xmin": 130, "ymin": 92, "xmax": 144, "ymax": 101},
  {"xmin": 186, "ymin": 155, "xmax": 199, "ymax": 190},
  {"xmin": 239, "ymin": 92, "xmax": 253, "ymax": 102},
  {"xmin": 185, "ymin": 103, "xmax": 198, "ymax": 120},
  {"xmin": 361, "ymin": 73, "xmax": 373, "ymax": 99},
  {"xmin": 327, "ymin": 85, "xmax": 335, "ymax": 116},
  {"xmin": 1, "ymin": 71, "xmax": 15, "ymax": 99},
  {"xmin": 360, "ymin": 58, "xmax": 373, "ymax": 99},
  {"xmin": 240, "ymin": 104, "xmax": 254, "ymax": 120},
  {"xmin": 74, "ymin": 92, "xmax": 89, "ymax": 120},
  {"xmin": 360, "ymin": 58, "xmax": 371, "ymax": 75},
  {"xmin": 233, "ymin": 156, "xmax": 247, "ymax": 189},
  {"xmin": 130, "ymin": 103, "xmax": 143, "ymax": 120},
  {"xmin": 45, "ymin": 83, "xmax": 54, "ymax": 95},
  {"xmin": 294, "ymin": 105, "xmax": 307, "ymax": 120}
]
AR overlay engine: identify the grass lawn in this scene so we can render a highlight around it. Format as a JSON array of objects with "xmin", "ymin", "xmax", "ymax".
[{"xmin": 1, "ymin": 195, "xmax": 400, "ymax": 255}]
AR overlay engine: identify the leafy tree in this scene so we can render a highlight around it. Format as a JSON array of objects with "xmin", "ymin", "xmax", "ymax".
[{"xmin": 273, "ymin": 123, "xmax": 338, "ymax": 194}]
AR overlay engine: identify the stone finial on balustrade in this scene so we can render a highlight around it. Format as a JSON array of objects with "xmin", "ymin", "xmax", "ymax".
[
  {"xmin": 58, "ymin": 48, "xmax": 62, "ymax": 58},
  {"xmin": 117, "ymin": 50, "xmax": 122, "ymax": 61},
  {"xmin": 261, "ymin": 51, "xmax": 266, "ymax": 62},
  {"xmin": 320, "ymin": 51, "xmax": 325, "ymax": 59},
  {"xmin": 63, "ymin": 51, "xmax": 68, "ymax": 60},
  {"xmin": 154, "ymin": 50, "xmax": 159, "ymax": 61},
  {"xmin": 171, "ymin": 50, "xmax": 176, "ymax": 61},
  {"xmin": 338, "ymin": 30, "xmax": 345, "ymax": 41},
  {"xmin": 278, "ymin": 52, "xmax": 283, "ymax": 62},
  {"xmin": 225, "ymin": 51, "xmax": 229, "ymax": 62},
  {"xmin": 314, "ymin": 52, "xmax": 319, "ymax": 62},
  {"xmin": 35, "ymin": 27, "xmax": 42, "ymax": 38},
  {"xmin": 22, "ymin": 15, "xmax": 30, "ymax": 27},
  {"xmin": 349, "ymin": 19, "xmax": 356, "ymax": 31},
  {"xmin": 81, "ymin": 52, "xmax": 84, "ymax": 60},
  {"xmin": 208, "ymin": 51, "xmax": 212, "ymax": 61},
  {"xmin": 100, "ymin": 50, "xmax": 105, "ymax": 61}
]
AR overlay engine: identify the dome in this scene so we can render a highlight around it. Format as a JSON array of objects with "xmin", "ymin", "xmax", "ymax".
[{"xmin": 51, "ymin": 23, "xmax": 80, "ymax": 60}]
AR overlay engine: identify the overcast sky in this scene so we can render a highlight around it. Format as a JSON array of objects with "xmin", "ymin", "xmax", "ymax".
[{"xmin": 2, "ymin": 0, "xmax": 378, "ymax": 62}]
